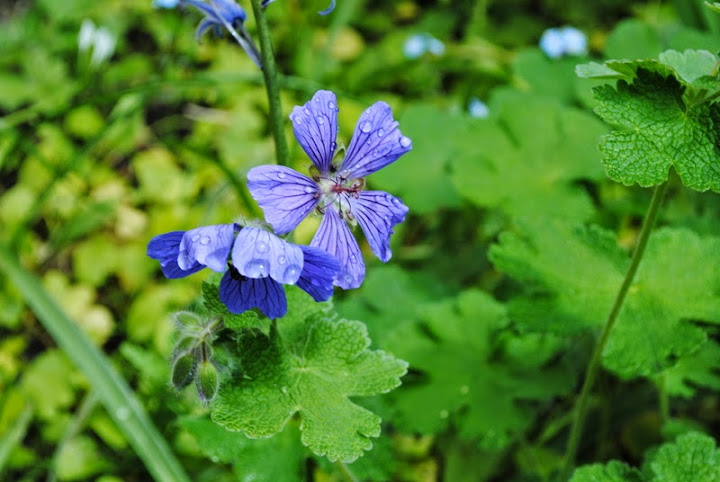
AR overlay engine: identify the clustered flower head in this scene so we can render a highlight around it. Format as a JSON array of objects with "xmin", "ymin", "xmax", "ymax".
[
  {"xmin": 147, "ymin": 90, "xmax": 411, "ymax": 318},
  {"xmin": 539, "ymin": 26, "xmax": 588, "ymax": 59},
  {"xmin": 247, "ymin": 90, "xmax": 411, "ymax": 289},
  {"xmin": 147, "ymin": 221, "xmax": 340, "ymax": 318}
]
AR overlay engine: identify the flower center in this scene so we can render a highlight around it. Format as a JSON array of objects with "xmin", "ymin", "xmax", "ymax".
[{"xmin": 315, "ymin": 174, "xmax": 366, "ymax": 220}]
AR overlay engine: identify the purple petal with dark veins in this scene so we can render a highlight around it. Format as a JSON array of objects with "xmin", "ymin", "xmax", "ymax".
[
  {"xmin": 349, "ymin": 191, "xmax": 408, "ymax": 262},
  {"xmin": 231, "ymin": 227, "xmax": 304, "ymax": 284},
  {"xmin": 219, "ymin": 268, "xmax": 288, "ymax": 318},
  {"xmin": 247, "ymin": 165, "xmax": 319, "ymax": 235},
  {"xmin": 296, "ymin": 245, "xmax": 340, "ymax": 302},
  {"xmin": 147, "ymin": 231, "xmax": 204, "ymax": 279},
  {"xmin": 178, "ymin": 224, "xmax": 235, "ymax": 272},
  {"xmin": 311, "ymin": 209, "xmax": 364, "ymax": 289},
  {"xmin": 340, "ymin": 101, "xmax": 412, "ymax": 179},
  {"xmin": 290, "ymin": 90, "xmax": 339, "ymax": 173}
]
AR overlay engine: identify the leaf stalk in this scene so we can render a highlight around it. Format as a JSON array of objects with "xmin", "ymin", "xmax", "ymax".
[{"xmin": 560, "ymin": 181, "xmax": 669, "ymax": 479}]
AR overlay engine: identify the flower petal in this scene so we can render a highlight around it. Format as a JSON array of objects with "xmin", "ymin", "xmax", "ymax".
[
  {"xmin": 178, "ymin": 224, "xmax": 236, "ymax": 272},
  {"xmin": 318, "ymin": 0, "xmax": 335, "ymax": 15},
  {"xmin": 350, "ymin": 191, "xmax": 408, "ymax": 262},
  {"xmin": 147, "ymin": 231, "xmax": 204, "ymax": 279},
  {"xmin": 311, "ymin": 209, "xmax": 364, "ymax": 289},
  {"xmin": 296, "ymin": 246, "xmax": 340, "ymax": 302},
  {"xmin": 231, "ymin": 227, "xmax": 304, "ymax": 284},
  {"xmin": 290, "ymin": 90, "xmax": 339, "ymax": 173},
  {"xmin": 340, "ymin": 101, "xmax": 412, "ymax": 179},
  {"xmin": 247, "ymin": 165, "xmax": 319, "ymax": 235},
  {"xmin": 219, "ymin": 268, "xmax": 288, "ymax": 318}
]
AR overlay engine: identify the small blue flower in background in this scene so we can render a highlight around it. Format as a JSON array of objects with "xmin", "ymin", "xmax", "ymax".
[
  {"xmin": 147, "ymin": 223, "xmax": 340, "ymax": 318},
  {"xmin": 156, "ymin": 0, "xmax": 262, "ymax": 68},
  {"xmin": 539, "ymin": 26, "xmax": 587, "ymax": 59},
  {"xmin": 468, "ymin": 97, "xmax": 489, "ymax": 119},
  {"xmin": 247, "ymin": 90, "xmax": 411, "ymax": 290},
  {"xmin": 153, "ymin": 0, "xmax": 180, "ymax": 8},
  {"xmin": 403, "ymin": 33, "xmax": 445, "ymax": 59}
]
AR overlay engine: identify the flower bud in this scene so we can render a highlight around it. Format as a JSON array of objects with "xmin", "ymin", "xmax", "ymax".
[
  {"xmin": 196, "ymin": 360, "xmax": 220, "ymax": 404},
  {"xmin": 171, "ymin": 352, "xmax": 197, "ymax": 390}
]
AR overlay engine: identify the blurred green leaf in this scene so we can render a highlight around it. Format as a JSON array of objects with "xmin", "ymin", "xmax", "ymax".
[
  {"xmin": 491, "ymin": 222, "xmax": 720, "ymax": 377},
  {"xmin": 451, "ymin": 90, "xmax": 607, "ymax": 222},
  {"xmin": 660, "ymin": 340, "xmax": 720, "ymax": 398}
]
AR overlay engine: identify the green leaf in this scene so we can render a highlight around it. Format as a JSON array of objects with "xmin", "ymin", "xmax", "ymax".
[
  {"xmin": 660, "ymin": 340, "xmax": 720, "ymax": 398},
  {"xmin": 387, "ymin": 290, "xmax": 572, "ymax": 448},
  {"xmin": 586, "ymin": 61, "xmax": 720, "ymax": 191},
  {"xmin": 210, "ymin": 291, "xmax": 407, "ymax": 462},
  {"xmin": 570, "ymin": 460, "xmax": 645, "ymax": 482},
  {"xmin": 451, "ymin": 90, "xmax": 608, "ymax": 222},
  {"xmin": 490, "ymin": 222, "xmax": 720, "ymax": 377},
  {"xmin": 180, "ymin": 416, "xmax": 306, "ymax": 481},
  {"xmin": 708, "ymin": 2, "xmax": 720, "ymax": 14},
  {"xmin": 649, "ymin": 432, "xmax": 720, "ymax": 480}
]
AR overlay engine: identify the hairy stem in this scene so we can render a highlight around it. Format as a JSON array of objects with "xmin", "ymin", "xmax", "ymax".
[
  {"xmin": 561, "ymin": 181, "xmax": 668, "ymax": 479},
  {"xmin": 249, "ymin": 0, "xmax": 290, "ymax": 167},
  {"xmin": 335, "ymin": 460, "xmax": 358, "ymax": 482}
]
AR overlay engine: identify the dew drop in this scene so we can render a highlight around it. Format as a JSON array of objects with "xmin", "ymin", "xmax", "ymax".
[
  {"xmin": 200, "ymin": 236, "xmax": 210, "ymax": 245},
  {"xmin": 256, "ymin": 241, "xmax": 269, "ymax": 253},
  {"xmin": 116, "ymin": 407, "xmax": 130, "ymax": 421},
  {"xmin": 278, "ymin": 255, "xmax": 286, "ymax": 265},
  {"xmin": 360, "ymin": 121, "xmax": 372, "ymax": 133},
  {"xmin": 377, "ymin": 128, "xmax": 385, "ymax": 137},
  {"xmin": 349, "ymin": 254, "xmax": 356, "ymax": 262},
  {"xmin": 304, "ymin": 186, "xmax": 315, "ymax": 194},
  {"xmin": 284, "ymin": 264, "xmax": 300, "ymax": 279},
  {"xmin": 343, "ymin": 273, "xmax": 354, "ymax": 283},
  {"xmin": 327, "ymin": 101, "xmax": 335, "ymax": 110},
  {"xmin": 460, "ymin": 385, "xmax": 469, "ymax": 394},
  {"xmin": 277, "ymin": 171, "xmax": 286, "ymax": 179},
  {"xmin": 245, "ymin": 259, "xmax": 268, "ymax": 277},
  {"xmin": 400, "ymin": 136, "xmax": 412, "ymax": 148},
  {"xmin": 210, "ymin": 456, "xmax": 219, "ymax": 463},
  {"xmin": 192, "ymin": 234, "xmax": 200, "ymax": 242},
  {"xmin": 316, "ymin": 115, "xmax": 325, "ymax": 125},
  {"xmin": 440, "ymin": 410, "xmax": 449, "ymax": 419},
  {"xmin": 281, "ymin": 386, "xmax": 289, "ymax": 394}
]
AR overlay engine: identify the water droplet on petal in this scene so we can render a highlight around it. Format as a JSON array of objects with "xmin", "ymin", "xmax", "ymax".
[
  {"xmin": 377, "ymin": 128, "xmax": 385, "ymax": 137},
  {"xmin": 400, "ymin": 136, "xmax": 412, "ymax": 148},
  {"xmin": 277, "ymin": 171, "xmax": 286, "ymax": 179},
  {"xmin": 327, "ymin": 101, "xmax": 335, "ymax": 110},
  {"xmin": 256, "ymin": 241, "xmax": 269, "ymax": 253},
  {"xmin": 284, "ymin": 264, "xmax": 300, "ymax": 280},
  {"xmin": 360, "ymin": 121, "xmax": 372, "ymax": 133},
  {"xmin": 304, "ymin": 186, "xmax": 315, "ymax": 194},
  {"xmin": 201, "ymin": 236, "xmax": 211, "ymax": 245},
  {"xmin": 245, "ymin": 259, "xmax": 268, "ymax": 278},
  {"xmin": 316, "ymin": 115, "xmax": 325, "ymax": 125},
  {"xmin": 278, "ymin": 255, "xmax": 286, "ymax": 265},
  {"xmin": 343, "ymin": 274, "xmax": 354, "ymax": 283},
  {"xmin": 192, "ymin": 234, "xmax": 200, "ymax": 242},
  {"xmin": 349, "ymin": 254, "xmax": 356, "ymax": 262}
]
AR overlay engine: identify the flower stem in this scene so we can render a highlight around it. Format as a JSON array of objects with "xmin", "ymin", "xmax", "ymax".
[
  {"xmin": 560, "ymin": 181, "xmax": 668, "ymax": 479},
  {"xmin": 249, "ymin": 0, "xmax": 290, "ymax": 167}
]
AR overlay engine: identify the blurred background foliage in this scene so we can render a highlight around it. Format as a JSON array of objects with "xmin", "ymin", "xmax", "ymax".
[{"xmin": 2, "ymin": 0, "xmax": 720, "ymax": 480}]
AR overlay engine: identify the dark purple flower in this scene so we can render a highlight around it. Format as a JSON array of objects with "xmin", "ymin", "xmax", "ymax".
[
  {"xmin": 247, "ymin": 90, "xmax": 411, "ymax": 290},
  {"xmin": 147, "ymin": 224, "xmax": 340, "ymax": 318}
]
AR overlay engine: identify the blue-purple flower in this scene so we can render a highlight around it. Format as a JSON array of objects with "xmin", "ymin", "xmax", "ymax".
[
  {"xmin": 539, "ymin": 26, "xmax": 588, "ymax": 59},
  {"xmin": 247, "ymin": 90, "xmax": 411, "ymax": 290},
  {"xmin": 147, "ymin": 223, "xmax": 340, "ymax": 318},
  {"xmin": 160, "ymin": 0, "xmax": 262, "ymax": 68}
]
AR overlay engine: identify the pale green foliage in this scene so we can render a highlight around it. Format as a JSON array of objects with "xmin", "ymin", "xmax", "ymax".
[
  {"xmin": 577, "ymin": 51, "xmax": 720, "ymax": 191},
  {"xmin": 210, "ymin": 289, "xmax": 407, "ymax": 462},
  {"xmin": 451, "ymin": 90, "xmax": 608, "ymax": 222},
  {"xmin": 387, "ymin": 290, "xmax": 572, "ymax": 449},
  {"xmin": 490, "ymin": 221, "xmax": 720, "ymax": 378},
  {"xmin": 572, "ymin": 432, "xmax": 720, "ymax": 481}
]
